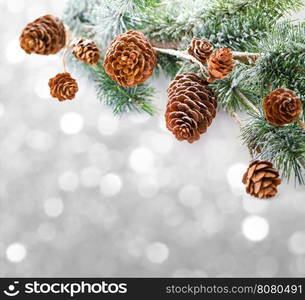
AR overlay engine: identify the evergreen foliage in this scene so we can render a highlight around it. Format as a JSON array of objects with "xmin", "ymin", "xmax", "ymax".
[{"xmin": 63, "ymin": 0, "xmax": 305, "ymax": 184}]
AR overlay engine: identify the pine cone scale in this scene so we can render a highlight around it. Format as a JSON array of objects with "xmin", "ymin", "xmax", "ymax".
[
  {"xmin": 49, "ymin": 73, "xmax": 78, "ymax": 101},
  {"xmin": 104, "ymin": 30, "xmax": 156, "ymax": 87},
  {"xmin": 243, "ymin": 160, "xmax": 281, "ymax": 199},
  {"xmin": 263, "ymin": 88, "xmax": 302, "ymax": 126},
  {"xmin": 20, "ymin": 15, "xmax": 66, "ymax": 55},
  {"xmin": 207, "ymin": 48, "xmax": 234, "ymax": 82},
  {"xmin": 165, "ymin": 72, "xmax": 217, "ymax": 143}
]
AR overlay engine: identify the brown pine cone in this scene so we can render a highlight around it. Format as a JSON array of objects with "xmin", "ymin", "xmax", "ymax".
[
  {"xmin": 188, "ymin": 38, "xmax": 213, "ymax": 64},
  {"xmin": 103, "ymin": 30, "xmax": 157, "ymax": 87},
  {"xmin": 165, "ymin": 72, "xmax": 217, "ymax": 143},
  {"xmin": 72, "ymin": 38, "xmax": 100, "ymax": 66},
  {"xmin": 207, "ymin": 48, "xmax": 234, "ymax": 82},
  {"xmin": 263, "ymin": 88, "xmax": 302, "ymax": 126},
  {"xmin": 20, "ymin": 15, "xmax": 66, "ymax": 55},
  {"xmin": 48, "ymin": 73, "xmax": 78, "ymax": 101},
  {"xmin": 242, "ymin": 160, "xmax": 281, "ymax": 199}
]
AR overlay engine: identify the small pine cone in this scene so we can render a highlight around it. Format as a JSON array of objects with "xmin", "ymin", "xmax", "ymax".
[
  {"xmin": 242, "ymin": 160, "xmax": 281, "ymax": 199},
  {"xmin": 263, "ymin": 88, "xmax": 302, "ymax": 126},
  {"xmin": 72, "ymin": 38, "xmax": 100, "ymax": 66},
  {"xmin": 48, "ymin": 73, "xmax": 78, "ymax": 101},
  {"xmin": 103, "ymin": 30, "xmax": 157, "ymax": 87},
  {"xmin": 20, "ymin": 15, "xmax": 66, "ymax": 55},
  {"xmin": 165, "ymin": 72, "xmax": 217, "ymax": 143},
  {"xmin": 188, "ymin": 38, "xmax": 213, "ymax": 64},
  {"xmin": 207, "ymin": 48, "xmax": 234, "ymax": 82}
]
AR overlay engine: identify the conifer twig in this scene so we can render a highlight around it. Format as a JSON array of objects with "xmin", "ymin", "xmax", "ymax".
[{"xmin": 233, "ymin": 88, "xmax": 260, "ymax": 114}]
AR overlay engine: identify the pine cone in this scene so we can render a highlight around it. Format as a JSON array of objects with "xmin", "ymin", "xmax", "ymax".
[
  {"xmin": 263, "ymin": 88, "xmax": 302, "ymax": 126},
  {"xmin": 20, "ymin": 15, "xmax": 66, "ymax": 55},
  {"xmin": 103, "ymin": 30, "xmax": 157, "ymax": 87},
  {"xmin": 48, "ymin": 73, "xmax": 78, "ymax": 101},
  {"xmin": 72, "ymin": 38, "xmax": 100, "ymax": 66},
  {"xmin": 165, "ymin": 72, "xmax": 217, "ymax": 143},
  {"xmin": 207, "ymin": 48, "xmax": 234, "ymax": 82},
  {"xmin": 242, "ymin": 160, "xmax": 281, "ymax": 199},
  {"xmin": 188, "ymin": 38, "xmax": 213, "ymax": 64}
]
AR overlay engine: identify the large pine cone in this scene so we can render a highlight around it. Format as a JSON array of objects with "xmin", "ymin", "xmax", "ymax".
[
  {"xmin": 48, "ymin": 73, "xmax": 78, "ymax": 101},
  {"xmin": 188, "ymin": 38, "xmax": 213, "ymax": 64},
  {"xmin": 242, "ymin": 160, "xmax": 281, "ymax": 199},
  {"xmin": 165, "ymin": 72, "xmax": 217, "ymax": 143},
  {"xmin": 207, "ymin": 48, "xmax": 234, "ymax": 82},
  {"xmin": 103, "ymin": 30, "xmax": 157, "ymax": 87},
  {"xmin": 263, "ymin": 88, "xmax": 302, "ymax": 126},
  {"xmin": 20, "ymin": 15, "xmax": 66, "ymax": 55},
  {"xmin": 72, "ymin": 38, "xmax": 100, "ymax": 66}
]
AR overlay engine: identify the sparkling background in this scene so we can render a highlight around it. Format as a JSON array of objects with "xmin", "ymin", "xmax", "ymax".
[{"xmin": 0, "ymin": 0, "xmax": 304, "ymax": 277}]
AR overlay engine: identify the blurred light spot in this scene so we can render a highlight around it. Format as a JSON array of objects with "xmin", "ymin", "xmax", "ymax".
[
  {"xmin": 58, "ymin": 171, "xmax": 79, "ymax": 192},
  {"xmin": 0, "ymin": 67, "xmax": 13, "ymax": 86},
  {"xmin": 242, "ymin": 215, "xmax": 269, "ymax": 242},
  {"xmin": 81, "ymin": 167, "xmax": 102, "ymax": 188},
  {"xmin": 60, "ymin": 112, "xmax": 83, "ymax": 135},
  {"xmin": 0, "ymin": 103, "xmax": 4, "ymax": 118},
  {"xmin": 288, "ymin": 231, "xmax": 305, "ymax": 255},
  {"xmin": 44, "ymin": 197, "xmax": 64, "ymax": 218},
  {"xmin": 144, "ymin": 132, "xmax": 173, "ymax": 154},
  {"xmin": 5, "ymin": 39, "xmax": 25, "ymax": 64},
  {"xmin": 216, "ymin": 193, "xmax": 239, "ymax": 214},
  {"xmin": 6, "ymin": 243, "xmax": 26, "ymax": 263},
  {"xmin": 129, "ymin": 114, "xmax": 150, "ymax": 124},
  {"xmin": 26, "ymin": 130, "xmax": 53, "ymax": 151},
  {"xmin": 257, "ymin": 256, "xmax": 279, "ymax": 277},
  {"xmin": 100, "ymin": 173, "xmax": 122, "ymax": 197},
  {"xmin": 6, "ymin": 0, "xmax": 25, "ymax": 13},
  {"xmin": 34, "ymin": 79, "xmax": 51, "ymax": 99},
  {"xmin": 200, "ymin": 211, "xmax": 223, "ymax": 236},
  {"xmin": 127, "ymin": 236, "xmax": 147, "ymax": 258},
  {"xmin": 146, "ymin": 242, "xmax": 169, "ymax": 264},
  {"xmin": 179, "ymin": 184, "xmax": 202, "ymax": 207},
  {"xmin": 242, "ymin": 194, "xmax": 270, "ymax": 214},
  {"xmin": 37, "ymin": 223, "xmax": 56, "ymax": 242},
  {"xmin": 227, "ymin": 163, "xmax": 247, "ymax": 195},
  {"xmin": 137, "ymin": 176, "xmax": 159, "ymax": 198},
  {"xmin": 129, "ymin": 147, "xmax": 154, "ymax": 174},
  {"xmin": 158, "ymin": 116, "xmax": 167, "ymax": 132},
  {"xmin": 98, "ymin": 114, "xmax": 119, "ymax": 136}
]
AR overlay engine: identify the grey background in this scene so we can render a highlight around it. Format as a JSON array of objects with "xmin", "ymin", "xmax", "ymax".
[{"xmin": 0, "ymin": 0, "xmax": 304, "ymax": 277}]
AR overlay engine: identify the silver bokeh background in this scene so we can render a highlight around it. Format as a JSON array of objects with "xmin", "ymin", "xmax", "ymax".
[{"xmin": 0, "ymin": 0, "xmax": 304, "ymax": 277}]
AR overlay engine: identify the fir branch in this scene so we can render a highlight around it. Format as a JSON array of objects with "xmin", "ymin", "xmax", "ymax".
[
  {"xmin": 91, "ymin": 63, "xmax": 156, "ymax": 116},
  {"xmin": 241, "ymin": 113, "xmax": 305, "ymax": 185}
]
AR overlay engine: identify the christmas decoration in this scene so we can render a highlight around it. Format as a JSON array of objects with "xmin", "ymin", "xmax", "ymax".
[
  {"xmin": 72, "ymin": 38, "xmax": 100, "ymax": 66},
  {"xmin": 48, "ymin": 72, "xmax": 78, "ymax": 101},
  {"xmin": 263, "ymin": 88, "xmax": 302, "ymax": 126},
  {"xmin": 207, "ymin": 48, "xmax": 234, "ymax": 82},
  {"xmin": 165, "ymin": 73, "xmax": 217, "ymax": 143},
  {"xmin": 20, "ymin": 15, "xmax": 66, "ymax": 55},
  {"xmin": 188, "ymin": 38, "xmax": 213, "ymax": 64},
  {"xmin": 103, "ymin": 30, "xmax": 157, "ymax": 87},
  {"xmin": 18, "ymin": 0, "xmax": 305, "ymax": 189},
  {"xmin": 242, "ymin": 160, "xmax": 281, "ymax": 199}
]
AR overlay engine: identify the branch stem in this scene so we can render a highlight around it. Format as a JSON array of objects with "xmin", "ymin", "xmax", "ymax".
[
  {"xmin": 153, "ymin": 45, "xmax": 261, "ymax": 63},
  {"xmin": 62, "ymin": 28, "xmax": 71, "ymax": 73},
  {"xmin": 231, "ymin": 111, "xmax": 242, "ymax": 128},
  {"xmin": 153, "ymin": 47, "xmax": 208, "ymax": 77},
  {"xmin": 233, "ymin": 88, "xmax": 260, "ymax": 114},
  {"xmin": 297, "ymin": 119, "xmax": 305, "ymax": 130}
]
